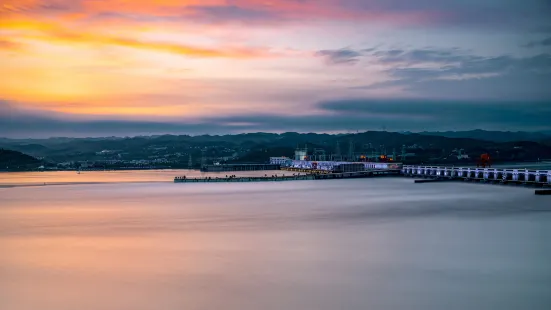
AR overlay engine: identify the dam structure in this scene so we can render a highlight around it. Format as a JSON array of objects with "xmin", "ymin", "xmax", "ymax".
[{"xmin": 402, "ymin": 165, "xmax": 551, "ymax": 187}]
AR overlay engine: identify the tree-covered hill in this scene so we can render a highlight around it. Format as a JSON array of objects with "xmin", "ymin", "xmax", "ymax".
[
  {"xmin": 1, "ymin": 131, "xmax": 550, "ymax": 166},
  {"xmin": 0, "ymin": 149, "xmax": 41, "ymax": 171}
]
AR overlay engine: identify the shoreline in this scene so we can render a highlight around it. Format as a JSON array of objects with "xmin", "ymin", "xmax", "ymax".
[{"xmin": 2, "ymin": 161, "xmax": 551, "ymax": 173}]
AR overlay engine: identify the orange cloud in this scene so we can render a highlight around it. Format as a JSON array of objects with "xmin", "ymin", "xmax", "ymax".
[
  {"xmin": 0, "ymin": 39, "xmax": 21, "ymax": 50},
  {"xmin": 0, "ymin": 0, "xmax": 444, "ymax": 120},
  {"xmin": 1, "ymin": 0, "xmax": 41, "ymax": 13},
  {"xmin": 0, "ymin": 17, "xmax": 273, "ymax": 58}
]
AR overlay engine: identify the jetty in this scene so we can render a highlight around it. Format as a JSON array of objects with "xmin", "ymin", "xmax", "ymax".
[{"xmin": 175, "ymin": 174, "xmax": 314, "ymax": 183}]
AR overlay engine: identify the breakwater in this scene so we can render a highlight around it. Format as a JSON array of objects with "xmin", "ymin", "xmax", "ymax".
[
  {"xmin": 281, "ymin": 167, "xmax": 332, "ymax": 174},
  {"xmin": 175, "ymin": 174, "xmax": 314, "ymax": 183}
]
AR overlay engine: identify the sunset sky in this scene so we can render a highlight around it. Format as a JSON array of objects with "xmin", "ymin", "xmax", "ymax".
[{"xmin": 1, "ymin": 0, "xmax": 550, "ymax": 137}]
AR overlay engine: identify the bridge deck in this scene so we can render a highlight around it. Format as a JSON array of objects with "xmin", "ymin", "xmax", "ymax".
[{"xmin": 402, "ymin": 165, "xmax": 551, "ymax": 187}]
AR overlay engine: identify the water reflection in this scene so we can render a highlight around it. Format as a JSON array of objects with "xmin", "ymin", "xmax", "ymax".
[
  {"xmin": 1, "ymin": 175, "xmax": 551, "ymax": 310},
  {"xmin": 0, "ymin": 169, "xmax": 284, "ymax": 186}
]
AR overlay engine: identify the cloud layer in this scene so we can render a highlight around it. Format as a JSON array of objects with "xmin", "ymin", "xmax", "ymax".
[
  {"xmin": 314, "ymin": 46, "xmax": 551, "ymax": 100},
  {"xmin": 1, "ymin": 0, "xmax": 551, "ymax": 137},
  {"xmin": 315, "ymin": 49, "xmax": 364, "ymax": 65},
  {"xmin": 2, "ymin": 99, "xmax": 550, "ymax": 138}
]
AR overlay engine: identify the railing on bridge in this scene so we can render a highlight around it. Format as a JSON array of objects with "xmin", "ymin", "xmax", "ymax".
[{"xmin": 402, "ymin": 165, "xmax": 551, "ymax": 185}]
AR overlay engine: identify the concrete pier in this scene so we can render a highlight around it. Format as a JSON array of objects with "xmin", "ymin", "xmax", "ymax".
[{"xmin": 175, "ymin": 174, "xmax": 314, "ymax": 183}]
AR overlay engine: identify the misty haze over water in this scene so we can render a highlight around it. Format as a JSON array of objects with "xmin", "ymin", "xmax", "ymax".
[{"xmin": 1, "ymin": 172, "xmax": 551, "ymax": 310}]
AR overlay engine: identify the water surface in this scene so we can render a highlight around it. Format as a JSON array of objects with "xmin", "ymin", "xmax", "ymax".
[
  {"xmin": 1, "ymin": 172, "xmax": 550, "ymax": 310},
  {"xmin": 0, "ymin": 169, "xmax": 282, "ymax": 187}
]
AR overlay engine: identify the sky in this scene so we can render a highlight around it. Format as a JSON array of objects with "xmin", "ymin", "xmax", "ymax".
[{"xmin": 1, "ymin": 0, "xmax": 551, "ymax": 137}]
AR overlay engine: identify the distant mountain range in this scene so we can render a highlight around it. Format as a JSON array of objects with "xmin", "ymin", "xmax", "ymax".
[
  {"xmin": 2, "ymin": 129, "xmax": 549, "ymax": 145},
  {"xmin": 1, "ymin": 130, "xmax": 551, "ymax": 166},
  {"xmin": 419, "ymin": 130, "xmax": 550, "ymax": 143}
]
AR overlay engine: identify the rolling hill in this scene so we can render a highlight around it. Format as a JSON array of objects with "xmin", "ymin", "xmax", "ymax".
[
  {"xmin": 420, "ymin": 130, "xmax": 550, "ymax": 143},
  {"xmin": 0, "ymin": 149, "xmax": 41, "ymax": 171}
]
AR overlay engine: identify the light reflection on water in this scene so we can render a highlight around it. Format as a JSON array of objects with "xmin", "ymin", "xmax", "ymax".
[
  {"xmin": 0, "ymin": 169, "xmax": 284, "ymax": 186},
  {"xmin": 1, "ymin": 173, "xmax": 551, "ymax": 310}
]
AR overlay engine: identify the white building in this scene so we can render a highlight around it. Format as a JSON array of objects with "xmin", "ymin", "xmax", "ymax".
[
  {"xmin": 270, "ymin": 157, "xmax": 289, "ymax": 165},
  {"xmin": 294, "ymin": 149, "xmax": 308, "ymax": 160}
]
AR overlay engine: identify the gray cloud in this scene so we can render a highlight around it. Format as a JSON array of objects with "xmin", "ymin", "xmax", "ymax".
[
  {"xmin": 340, "ymin": 0, "xmax": 551, "ymax": 30},
  {"xmin": 185, "ymin": 5, "xmax": 281, "ymax": 23},
  {"xmin": 372, "ymin": 48, "xmax": 481, "ymax": 65},
  {"xmin": 2, "ymin": 98, "xmax": 550, "ymax": 138},
  {"xmin": 358, "ymin": 47, "xmax": 551, "ymax": 100},
  {"xmin": 318, "ymin": 99, "xmax": 551, "ymax": 130},
  {"xmin": 524, "ymin": 37, "xmax": 551, "ymax": 48},
  {"xmin": 388, "ymin": 53, "xmax": 551, "ymax": 77},
  {"xmin": 315, "ymin": 49, "xmax": 364, "ymax": 65},
  {"xmin": 84, "ymin": 1, "xmax": 550, "ymax": 30},
  {"xmin": 535, "ymin": 26, "xmax": 551, "ymax": 33}
]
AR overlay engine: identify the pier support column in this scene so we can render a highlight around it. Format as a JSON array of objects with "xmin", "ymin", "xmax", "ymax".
[{"xmin": 513, "ymin": 170, "xmax": 519, "ymax": 181}]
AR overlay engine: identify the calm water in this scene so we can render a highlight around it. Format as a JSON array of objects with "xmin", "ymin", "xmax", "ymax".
[
  {"xmin": 0, "ymin": 169, "xmax": 284, "ymax": 186},
  {"xmin": 1, "ymin": 171, "xmax": 551, "ymax": 310}
]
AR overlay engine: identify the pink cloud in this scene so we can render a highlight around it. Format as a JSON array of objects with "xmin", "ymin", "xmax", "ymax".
[{"xmin": 1, "ymin": 0, "xmax": 445, "ymax": 27}]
